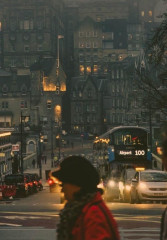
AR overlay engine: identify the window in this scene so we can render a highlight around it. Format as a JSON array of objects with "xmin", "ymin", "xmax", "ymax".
[
  {"xmin": 24, "ymin": 45, "xmax": 30, "ymax": 52},
  {"xmin": 92, "ymin": 105, "xmax": 96, "ymax": 112},
  {"xmin": 128, "ymin": 44, "xmax": 132, "ymax": 50},
  {"xmin": 2, "ymin": 101, "xmax": 8, "ymax": 109},
  {"xmin": 2, "ymin": 84, "xmax": 8, "ymax": 94},
  {"xmin": 136, "ymin": 34, "xmax": 140, "ymax": 40},
  {"xmin": 116, "ymin": 70, "xmax": 119, "ymax": 79},
  {"xmin": 128, "ymin": 34, "xmax": 133, "ymax": 40},
  {"xmin": 21, "ymin": 85, "xmax": 27, "ymax": 95},
  {"xmin": 148, "ymin": 11, "xmax": 152, "ymax": 17},
  {"xmin": 121, "ymin": 70, "xmax": 124, "ymax": 78},
  {"xmin": 79, "ymin": 32, "xmax": 84, "ymax": 37},
  {"xmin": 86, "ymin": 55, "xmax": 91, "ymax": 62},
  {"xmin": 37, "ymin": 45, "xmax": 42, "ymax": 51},
  {"xmin": 86, "ymin": 42, "xmax": 91, "ymax": 48},
  {"xmin": 20, "ymin": 100, "xmax": 27, "ymax": 109},
  {"xmin": 141, "ymin": 11, "xmax": 144, "ymax": 17},
  {"xmin": 93, "ymin": 31, "xmax": 97, "ymax": 37},
  {"xmin": 86, "ymin": 66, "xmax": 91, "ymax": 73},
  {"xmin": 80, "ymin": 65, "xmax": 84, "ymax": 75},
  {"xmin": 93, "ymin": 65, "xmax": 98, "ymax": 74},
  {"xmin": 136, "ymin": 44, "xmax": 140, "ymax": 50},
  {"xmin": 37, "ymin": 17, "xmax": 44, "ymax": 30},
  {"xmin": 87, "ymin": 89, "xmax": 92, "ymax": 98},
  {"xmin": 86, "ymin": 32, "xmax": 91, "ymax": 37},
  {"xmin": 47, "ymin": 100, "xmax": 51, "ymax": 109},
  {"xmin": 79, "ymin": 91, "xmax": 82, "ymax": 97},
  {"xmin": 20, "ymin": 19, "xmax": 34, "ymax": 30},
  {"xmin": 79, "ymin": 54, "xmax": 84, "ymax": 62},
  {"xmin": 93, "ymin": 55, "xmax": 98, "ymax": 62},
  {"xmin": 24, "ymin": 56, "xmax": 30, "ymax": 67},
  {"xmin": 72, "ymin": 91, "xmax": 76, "ymax": 97},
  {"xmin": 79, "ymin": 42, "xmax": 84, "ymax": 48},
  {"xmin": 86, "ymin": 105, "xmax": 90, "ymax": 112},
  {"xmin": 103, "ymin": 41, "xmax": 113, "ymax": 49},
  {"xmin": 93, "ymin": 42, "xmax": 98, "ymax": 48},
  {"xmin": 11, "ymin": 58, "xmax": 16, "ymax": 67}
]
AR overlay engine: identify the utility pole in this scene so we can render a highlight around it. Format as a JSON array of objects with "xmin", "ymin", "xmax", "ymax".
[
  {"xmin": 51, "ymin": 118, "xmax": 54, "ymax": 167},
  {"xmin": 20, "ymin": 111, "xmax": 23, "ymax": 174}
]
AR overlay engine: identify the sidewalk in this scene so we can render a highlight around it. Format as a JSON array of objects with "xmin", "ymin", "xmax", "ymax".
[{"xmin": 24, "ymin": 139, "xmax": 93, "ymax": 187}]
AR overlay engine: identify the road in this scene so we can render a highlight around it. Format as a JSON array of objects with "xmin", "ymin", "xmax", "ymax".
[
  {"xmin": 0, "ymin": 137, "xmax": 165, "ymax": 240},
  {"xmin": 0, "ymin": 184, "xmax": 165, "ymax": 240}
]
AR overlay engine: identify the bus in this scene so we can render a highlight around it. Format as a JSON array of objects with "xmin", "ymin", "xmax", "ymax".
[{"xmin": 93, "ymin": 126, "xmax": 152, "ymax": 178}]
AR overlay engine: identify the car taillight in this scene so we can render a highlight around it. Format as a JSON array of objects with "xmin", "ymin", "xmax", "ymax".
[{"xmin": 48, "ymin": 179, "xmax": 54, "ymax": 185}]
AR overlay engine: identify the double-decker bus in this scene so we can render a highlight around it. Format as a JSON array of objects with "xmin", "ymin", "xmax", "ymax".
[{"xmin": 93, "ymin": 126, "xmax": 152, "ymax": 177}]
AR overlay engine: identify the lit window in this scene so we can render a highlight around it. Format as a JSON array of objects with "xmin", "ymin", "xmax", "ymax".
[
  {"xmin": 148, "ymin": 11, "xmax": 152, "ymax": 17},
  {"xmin": 80, "ymin": 65, "xmax": 84, "ymax": 75},
  {"xmin": 79, "ymin": 42, "xmax": 84, "ymax": 48},
  {"xmin": 128, "ymin": 34, "xmax": 133, "ymax": 40},
  {"xmin": 141, "ymin": 11, "xmax": 144, "ymax": 17},
  {"xmin": 93, "ymin": 65, "xmax": 98, "ymax": 74},
  {"xmin": 96, "ymin": 16, "xmax": 101, "ymax": 22},
  {"xmin": 86, "ymin": 66, "xmax": 91, "ymax": 73}
]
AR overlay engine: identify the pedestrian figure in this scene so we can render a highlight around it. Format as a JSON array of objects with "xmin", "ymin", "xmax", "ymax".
[
  {"xmin": 32, "ymin": 159, "xmax": 35, "ymax": 168},
  {"xmin": 160, "ymin": 138, "xmax": 167, "ymax": 240},
  {"xmin": 52, "ymin": 155, "xmax": 120, "ymax": 240}
]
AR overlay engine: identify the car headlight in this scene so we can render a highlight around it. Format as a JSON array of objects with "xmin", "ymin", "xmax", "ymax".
[
  {"xmin": 119, "ymin": 182, "xmax": 124, "ymax": 189},
  {"xmin": 108, "ymin": 180, "xmax": 115, "ymax": 187},
  {"xmin": 138, "ymin": 182, "xmax": 147, "ymax": 189},
  {"xmin": 125, "ymin": 185, "xmax": 131, "ymax": 191}
]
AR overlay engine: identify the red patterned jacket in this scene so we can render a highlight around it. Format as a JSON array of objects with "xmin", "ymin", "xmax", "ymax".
[{"xmin": 72, "ymin": 192, "xmax": 120, "ymax": 240}]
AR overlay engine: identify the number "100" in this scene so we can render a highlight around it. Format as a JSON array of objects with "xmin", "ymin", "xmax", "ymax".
[{"xmin": 135, "ymin": 150, "xmax": 145, "ymax": 155}]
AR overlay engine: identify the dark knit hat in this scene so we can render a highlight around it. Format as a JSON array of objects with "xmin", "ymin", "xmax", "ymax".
[{"xmin": 52, "ymin": 155, "xmax": 100, "ymax": 191}]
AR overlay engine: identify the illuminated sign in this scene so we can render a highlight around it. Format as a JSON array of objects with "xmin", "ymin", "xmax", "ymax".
[
  {"xmin": 0, "ymin": 153, "xmax": 5, "ymax": 157},
  {"xmin": 118, "ymin": 150, "xmax": 146, "ymax": 156},
  {"xmin": 119, "ymin": 151, "xmax": 132, "ymax": 156}
]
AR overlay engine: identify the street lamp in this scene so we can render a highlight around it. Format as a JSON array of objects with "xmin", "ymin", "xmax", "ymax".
[{"xmin": 57, "ymin": 35, "xmax": 64, "ymax": 69}]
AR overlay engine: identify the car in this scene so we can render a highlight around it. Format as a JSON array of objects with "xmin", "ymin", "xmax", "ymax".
[
  {"xmin": 119, "ymin": 168, "xmax": 136, "ymax": 202},
  {"xmin": 27, "ymin": 173, "xmax": 43, "ymax": 193},
  {"xmin": 104, "ymin": 176, "xmax": 120, "ymax": 202},
  {"xmin": 4, "ymin": 174, "xmax": 31, "ymax": 197},
  {"xmin": 48, "ymin": 177, "xmax": 59, "ymax": 193},
  {"xmin": 130, "ymin": 170, "xmax": 167, "ymax": 204}
]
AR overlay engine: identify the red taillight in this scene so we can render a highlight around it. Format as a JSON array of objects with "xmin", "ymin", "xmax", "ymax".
[{"xmin": 48, "ymin": 179, "xmax": 54, "ymax": 185}]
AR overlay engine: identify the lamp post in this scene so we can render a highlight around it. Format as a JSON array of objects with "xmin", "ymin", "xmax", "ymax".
[
  {"xmin": 51, "ymin": 118, "xmax": 54, "ymax": 168},
  {"xmin": 20, "ymin": 111, "xmax": 30, "ymax": 174},
  {"xmin": 57, "ymin": 35, "xmax": 64, "ymax": 69}
]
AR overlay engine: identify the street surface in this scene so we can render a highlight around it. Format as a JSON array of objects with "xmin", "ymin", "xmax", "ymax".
[{"xmin": 0, "ymin": 136, "xmax": 166, "ymax": 240}]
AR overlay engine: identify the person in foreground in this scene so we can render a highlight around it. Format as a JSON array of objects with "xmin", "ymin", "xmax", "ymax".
[
  {"xmin": 160, "ymin": 138, "xmax": 167, "ymax": 240},
  {"xmin": 52, "ymin": 155, "xmax": 120, "ymax": 240}
]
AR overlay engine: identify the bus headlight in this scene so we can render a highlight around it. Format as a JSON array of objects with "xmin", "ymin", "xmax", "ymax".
[
  {"xmin": 108, "ymin": 180, "xmax": 115, "ymax": 187},
  {"xmin": 125, "ymin": 185, "xmax": 131, "ymax": 191}
]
